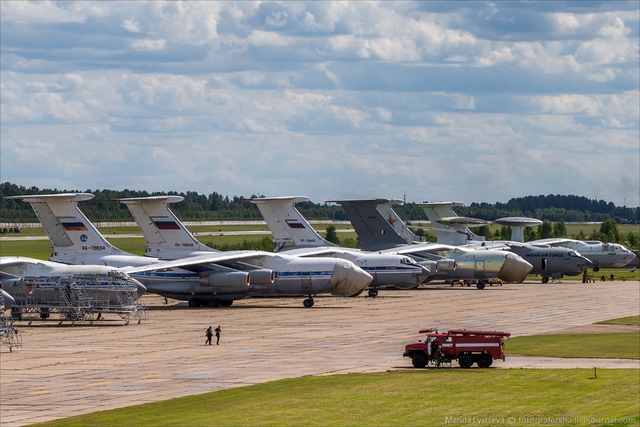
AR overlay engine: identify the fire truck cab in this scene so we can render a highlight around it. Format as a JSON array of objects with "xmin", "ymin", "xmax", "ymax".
[{"xmin": 403, "ymin": 329, "xmax": 511, "ymax": 368}]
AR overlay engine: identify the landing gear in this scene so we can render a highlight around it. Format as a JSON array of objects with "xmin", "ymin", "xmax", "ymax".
[
  {"xmin": 593, "ymin": 266, "xmax": 600, "ymax": 272},
  {"xmin": 541, "ymin": 276, "xmax": 549, "ymax": 284},
  {"xmin": 188, "ymin": 298, "xmax": 203, "ymax": 307},
  {"xmin": 368, "ymin": 289, "xmax": 379, "ymax": 298},
  {"xmin": 303, "ymin": 297, "xmax": 315, "ymax": 308},
  {"xmin": 476, "ymin": 280, "xmax": 486, "ymax": 290}
]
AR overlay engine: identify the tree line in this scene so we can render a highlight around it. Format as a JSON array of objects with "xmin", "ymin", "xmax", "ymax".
[{"xmin": 1, "ymin": 182, "xmax": 638, "ymax": 224}]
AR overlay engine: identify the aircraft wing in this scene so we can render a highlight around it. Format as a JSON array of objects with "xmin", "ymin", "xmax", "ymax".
[
  {"xmin": 528, "ymin": 238, "xmax": 573, "ymax": 246},
  {"xmin": 122, "ymin": 251, "xmax": 274, "ymax": 274},
  {"xmin": 376, "ymin": 243, "xmax": 461, "ymax": 256},
  {"xmin": 274, "ymin": 247, "xmax": 353, "ymax": 258}
]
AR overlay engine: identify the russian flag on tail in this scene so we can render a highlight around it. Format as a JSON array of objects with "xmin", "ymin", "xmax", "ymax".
[
  {"xmin": 154, "ymin": 221, "xmax": 181, "ymax": 230},
  {"xmin": 286, "ymin": 219, "xmax": 305, "ymax": 229}
]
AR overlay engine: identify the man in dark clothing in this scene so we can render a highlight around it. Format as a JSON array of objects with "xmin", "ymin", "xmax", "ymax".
[
  {"xmin": 205, "ymin": 326, "xmax": 213, "ymax": 345},
  {"xmin": 215, "ymin": 325, "xmax": 221, "ymax": 345}
]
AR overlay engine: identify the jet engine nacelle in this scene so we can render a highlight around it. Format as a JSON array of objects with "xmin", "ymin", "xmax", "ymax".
[
  {"xmin": 248, "ymin": 269, "xmax": 275, "ymax": 284},
  {"xmin": 199, "ymin": 271, "xmax": 250, "ymax": 288},
  {"xmin": 436, "ymin": 259, "xmax": 457, "ymax": 271}
]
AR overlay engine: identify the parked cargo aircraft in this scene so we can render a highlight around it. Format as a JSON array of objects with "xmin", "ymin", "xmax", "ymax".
[
  {"xmin": 0, "ymin": 256, "xmax": 146, "ymax": 323},
  {"xmin": 249, "ymin": 197, "xmax": 531, "ymax": 290},
  {"xmin": 1, "ymin": 288, "xmax": 15, "ymax": 311},
  {"xmin": 528, "ymin": 238, "xmax": 636, "ymax": 270},
  {"xmin": 419, "ymin": 202, "xmax": 593, "ymax": 283},
  {"xmin": 112, "ymin": 195, "xmax": 419, "ymax": 302},
  {"xmin": 9, "ymin": 194, "xmax": 372, "ymax": 308}
]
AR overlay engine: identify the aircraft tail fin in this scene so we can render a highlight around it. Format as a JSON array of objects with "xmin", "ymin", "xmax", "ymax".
[
  {"xmin": 248, "ymin": 196, "xmax": 335, "ymax": 249},
  {"xmin": 419, "ymin": 202, "xmax": 485, "ymax": 246},
  {"xmin": 7, "ymin": 193, "xmax": 131, "ymax": 263},
  {"xmin": 328, "ymin": 199, "xmax": 409, "ymax": 250},
  {"xmin": 112, "ymin": 196, "xmax": 214, "ymax": 257}
]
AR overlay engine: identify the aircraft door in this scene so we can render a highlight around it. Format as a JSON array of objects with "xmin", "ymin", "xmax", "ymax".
[
  {"xmin": 301, "ymin": 271, "xmax": 312, "ymax": 290},
  {"xmin": 541, "ymin": 258, "xmax": 548, "ymax": 272},
  {"xmin": 474, "ymin": 259, "xmax": 485, "ymax": 277}
]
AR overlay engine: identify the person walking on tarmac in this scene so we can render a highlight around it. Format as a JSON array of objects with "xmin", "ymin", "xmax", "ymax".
[
  {"xmin": 205, "ymin": 326, "xmax": 213, "ymax": 345},
  {"xmin": 215, "ymin": 325, "xmax": 221, "ymax": 345}
]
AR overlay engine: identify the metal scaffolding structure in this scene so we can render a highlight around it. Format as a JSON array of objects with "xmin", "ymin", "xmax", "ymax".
[
  {"xmin": 9, "ymin": 273, "xmax": 147, "ymax": 326},
  {"xmin": 1, "ymin": 292, "xmax": 22, "ymax": 352}
]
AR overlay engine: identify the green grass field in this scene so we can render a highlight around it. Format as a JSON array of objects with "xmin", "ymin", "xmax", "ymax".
[
  {"xmin": 506, "ymin": 333, "xmax": 640, "ymax": 359},
  {"xmin": 597, "ymin": 316, "xmax": 640, "ymax": 326},
  {"xmin": 33, "ymin": 369, "xmax": 640, "ymax": 427}
]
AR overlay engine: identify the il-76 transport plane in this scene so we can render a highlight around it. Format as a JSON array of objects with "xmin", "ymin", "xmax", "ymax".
[
  {"xmin": 418, "ymin": 202, "xmax": 594, "ymax": 283},
  {"xmin": 0, "ymin": 256, "xmax": 147, "ymax": 323},
  {"xmin": 248, "ymin": 197, "xmax": 532, "ymax": 290},
  {"xmin": 110, "ymin": 195, "xmax": 420, "ymax": 303},
  {"xmin": 9, "ymin": 194, "xmax": 372, "ymax": 308}
]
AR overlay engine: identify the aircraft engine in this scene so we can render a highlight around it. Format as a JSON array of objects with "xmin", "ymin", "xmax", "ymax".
[
  {"xmin": 436, "ymin": 259, "xmax": 457, "ymax": 271},
  {"xmin": 199, "ymin": 271, "xmax": 250, "ymax": 288},
  {"xmin": 248, "ymin": 269, "xmax": 274, "ymax": 284}
]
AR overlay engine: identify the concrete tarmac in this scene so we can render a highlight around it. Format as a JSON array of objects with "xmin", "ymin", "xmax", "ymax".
[{"xmin": 1, "ymin": 280, "xmax": 638, "ymax": 426}]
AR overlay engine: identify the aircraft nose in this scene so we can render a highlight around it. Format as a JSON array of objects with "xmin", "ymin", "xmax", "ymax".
[
  {"xmin": 418, "ymin": 265, "xmax": 432, "ymax": 282},
  {"xmin": 134, "ymin": 280, "xmax": 147, "ymax": 297},
  {"xmin": 1, "ymin": 289, "xmax": 15, "ymax": 310},
  {"xmin": 330, "ymin": 261, "xmax": 373, "ymax": 297},
  {"xmin": 497, "ymin": 252, "xmax": 533, "ymax": 283}
]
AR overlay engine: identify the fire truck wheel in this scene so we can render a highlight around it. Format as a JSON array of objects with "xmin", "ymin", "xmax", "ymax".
[
  {"xmin": 458, "ymin": 354, "xmax": 473, "ymax": 368},
  {"xmin": 477, "ymin": 353, "xmax": 493, "ymax": 368},
  {"xmin": 412, "ymin": 353, "xmax": 427, "ymax": 368}
]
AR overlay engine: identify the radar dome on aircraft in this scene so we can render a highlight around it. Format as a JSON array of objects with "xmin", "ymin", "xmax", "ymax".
[{"xmin": 494, "ymin": 217, "xmax": 543, "ymax": 242}]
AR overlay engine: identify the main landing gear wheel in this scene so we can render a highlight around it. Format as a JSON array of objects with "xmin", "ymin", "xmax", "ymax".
[
  {"xmin": 368, "ymin": 289, "xmax": 379, "ymax": 298},
  {"xmin": 476, "ymin": 280, "xmax": 486, "ymax": 290},
  {"xmin": 303, "ymin": 297, "xmax": 315, "ymax": 308},
  {"xmin": 188, "ymin": 298, "xmax": 202, "ymax": 307},
  {"xmin": 541, "ymin": 276, "xmax": 549, "ymax": 284}
]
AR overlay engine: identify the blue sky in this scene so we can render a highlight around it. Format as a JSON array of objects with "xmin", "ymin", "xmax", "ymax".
[{"xmin": 1, "ymin": 1, "xmax": 638, "ymax": 207}]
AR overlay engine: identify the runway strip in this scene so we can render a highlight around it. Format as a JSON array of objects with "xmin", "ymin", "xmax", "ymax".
[{"xmin": 1, "ymin": 280, "xmax": 638, "ymax": 426}]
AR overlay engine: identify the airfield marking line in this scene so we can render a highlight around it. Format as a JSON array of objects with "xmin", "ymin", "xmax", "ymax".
[
  {"xmin": 228, "ymin": 360, "xmax": 251, "ymax": 365},
  {"xmin": 304, "ymin": 349, "xmax": 324, "ymax": 354},
  {"xmin": 138, "ymin": 374, "xmax": 162, "ymax": 379},
  {"xmin": 339, "ymin": 344, "xmax": 356, "ymax": 348},
  {"xmin": 28, "ymin": 389, "xmax": 58, "ymax": 396},
  {"xmin": 370, "ymin": 339, "xmax": 386, "ymax": 343},
  {"xmin": 87, "ymin": 381, "xmax": 112, "ymax": 387}
]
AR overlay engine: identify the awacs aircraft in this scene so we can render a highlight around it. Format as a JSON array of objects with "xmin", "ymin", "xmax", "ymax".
[
  {"xmin": 9, "ymin": 194, "xmax": 372, "ymax": 308},
  {"xmin": 0, "ymin": 256, "xmax": 146, "ymax": 323},
  {"xmin": 244, "ymin": 196, "xmax": 432, "ymax": 297},
  {"xmin": 112, "ymin": 195, "xmax": 401, "ymax": 302},
  {"xmin": 489, "ymin": 219, "xmax": 637, "ymax": 270},
  {"xmin": 327, "ymin": 199, "xmax": 533, "ymax": 288},
  {"xmin": 528, "ymin": 238, "xmax": 636, "ymax": 270},
  {"xmin": 419, "ymin": 202, "xmax": 593, "ymax": 283}
]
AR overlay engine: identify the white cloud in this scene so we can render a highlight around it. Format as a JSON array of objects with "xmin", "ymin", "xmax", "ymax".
[{"xmin": 0, "ymin": 1, "xmax": 637, "ymax": 207}]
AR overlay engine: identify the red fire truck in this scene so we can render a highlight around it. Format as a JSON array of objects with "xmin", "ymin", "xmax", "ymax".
[{"xmin": 403, "ymin": 329, "xmax": 511, "ymax": 368}]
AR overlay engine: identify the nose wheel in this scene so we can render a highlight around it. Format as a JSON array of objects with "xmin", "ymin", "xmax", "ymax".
[{"xmin": 303, "ymin": 297, "xmax": 314, "ymax": 308}]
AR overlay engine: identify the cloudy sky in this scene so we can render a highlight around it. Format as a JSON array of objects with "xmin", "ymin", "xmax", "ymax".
[{"xmin": 1, "ymin": 1, "xmax": 638, "ymax": 207}]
